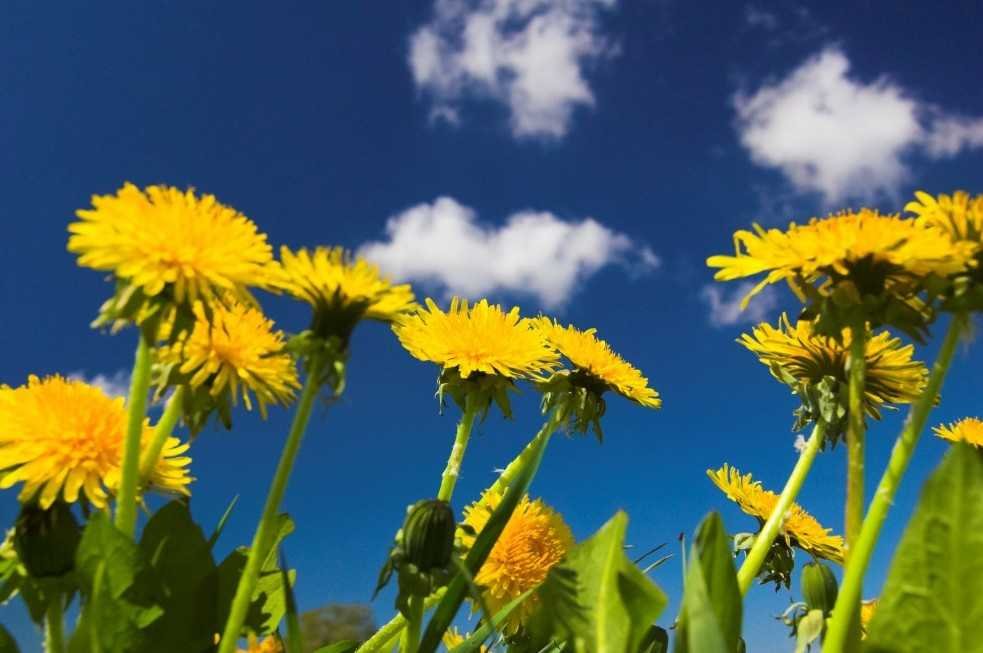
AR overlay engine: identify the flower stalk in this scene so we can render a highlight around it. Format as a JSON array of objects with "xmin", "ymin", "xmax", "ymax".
[
  {"xmin": 114, "ymin": 330, "xmax": 154, "ymax": 537},
  {"xmin": 824, "ymin": 314, "xmax": 965, "ymax": 653},
  {"xmin": 138, "ymin": 386, "xmax": 185, "ymax": 482},
  {"xmin": 44, "ymin": 591, "xmax": 65, "ymax": 653},
  {"xmin": 436, "ymin": 395, "xmax": 480, "ymax": 502},
  {"xmin": 399, "ymin": 595, "xmax": 425, "ymax": 653},
  {"xmin": 736, "ymin": 420, "xmax": 826, "ymax": 594},
  {"xmin": 844, "ymin": 321, "xmax": 867, "ymax": 556}
]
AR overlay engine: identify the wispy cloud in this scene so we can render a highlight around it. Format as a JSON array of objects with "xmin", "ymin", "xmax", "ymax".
[
  {"xmin": 68, "ymin": 369, "xmax": 131, "ymax": 399},
  {"xmin": 701, "ymin": 282, "xmax": 778, "ymax": 328},
  {"xmin": 408, "ymin": 0, "xmax": 617, "ymax": 139},
  {"xmin": 358, "ymin": 196, "xmax": 657, "ymax": 308}
]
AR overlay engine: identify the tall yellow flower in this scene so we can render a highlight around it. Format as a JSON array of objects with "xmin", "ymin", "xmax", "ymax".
[
  {"xmin": 395, "ymin": 298, "xmax": 558, "ymax": 380},
  {"xmin": 907, "ymin": 190, "xmax": 983, "ymax": 244},
  {"xmin": 933, "ymin": 417, "xmax": 983, "ymax": 447},
  {"xmin": 68, "ymin": 184, "xmax": 273, "ymax": 318},
  {"xmin": 740, "ymin": 314, "xmax": 927, "ymax": 419},
  {"xmin": 708, "ymin": 464, "xmax": 844, "ymax": 564},
  {"xmin": 534, "ymin": 318, "xmax": 661, "ymax": 409},
  {"xmin": 0, "ymin": 376, "xmax": 192, "ymax": 509},
  {"xmin": 157, "ymin": 301, "xmax": 299, "ymax": 424},
  {"xmin": 236, "ymin": 635, "xmax": 283, "ymax": 653},
  {"xmin": 460, "ymin": 490, "xmax": 574, "ymax": 632}
]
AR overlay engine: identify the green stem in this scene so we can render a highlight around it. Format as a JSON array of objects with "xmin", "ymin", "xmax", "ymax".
[
  {"xmin": 736, "ymin": 421, "xmax": 826, "ymax": 594},
  {"xmin": 216, "ymin": 353, "xmax": 327, "ymax": 653},
  {"xmin": 399, "ymin": 595, "xmax": 425, "ymax": 653},
  {"xmin": 489, "ymin": 409, "xmax": 564, "ymax": 496},
  {"xmin": 115, "ymin": 330, "xmax": 154, "ymax": 537},
  {"xmin": 824, "ymin": 315, "xmax": 964, "ymax": 653},
  {"xmin": 357, "ymin": 589, "xmax": 446, "ymax": 653},
  {"xmin": 436, "ymin": 395, "xmax": 480, "ymax": 502},
  {"xmin": 138, "ymin": 385, "xmax": 185, "ymax": 482},
  {"xmin": 44, "ymin": 592, "xmax": 65, "ymax": 653},
  {"xmin": 844, "ymin": 321, "xmax": 868, "ymax": 557}
]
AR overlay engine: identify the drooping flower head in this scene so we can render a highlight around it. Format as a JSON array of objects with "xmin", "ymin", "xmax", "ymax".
[
  {"xmin": 68, "ymin": 183, "xmax": 274, "ymax": 333},
  {"xmin": 460, "ymin": 489, "xmax": 574, "ymax": 632},
  {"xmin": 0, "ymin": 376, "xmax": 192, "ymax": 509},
  {"xmin": 708, "ymin": 464, "xmax": 844, "ymax": 564},
  {"xmin": 156, "ymin": 301, "xmax": 300, "ymax": 432},
  {"xmin": 933, "ymin": 417, "xmax": 983, "ymax": 448}
]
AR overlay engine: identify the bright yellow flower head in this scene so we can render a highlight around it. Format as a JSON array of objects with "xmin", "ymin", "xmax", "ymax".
[
  {"xmin": 707, "ymin": 209, "xmax": 975, "ymax": 308},
  {"xmin": 740, "ymin": 314, "xmax": 927, "ymax": 419},
  {"xmin": 708, "ymin": 464, "xmax": 844, "ymax": 564},
  {"xmin": 394, "ymin": 298, "xmax": 558, "ymax": 380},
  {"xmin": 0, "ymin": 376, "xmax": 192, "ymax": 509},
  {"xmin": 933, "ymin": 417, "xmax": 983, "ymax": 447},
  {"xmin": 157, "ymin": 301, "xmax": 299, "ymax": 420},
  {"xmin": 460, "ymin": 490, "xmax": 574, "ymax": 632},
  {"xmin": 273, "ymin": 246, "xmax": 417, "ymax": 335},
  {"xmin": 443, "ymin": 627, "xmax": 488, "ymax": 652},
  {"xmin": 861, "ymin": 599, "xmax": 878, "ymax": 636},
  {"xmin": 534, "ymin": 318, "xmax": 661, "ymax": 409},
  {"xmin": 68, "ymin": 183, "xmax": 273, "ymax": 307},
  {"xmin": 237, "ymin": 634, "xmax": 283, "ymax": 653},
  {"xmin": 907, "ymin": 190, "xmax": 983, "ymax": 243}
]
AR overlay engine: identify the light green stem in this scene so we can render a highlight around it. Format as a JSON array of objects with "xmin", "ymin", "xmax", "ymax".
[
  {"xmin": 357, "ymin": 590, "xmax": 446, "ymax": 653},
  {"xmin": 436, "ymin": 395, "xmax": 480, "ymax": 502},
  {"xmin": 736, "ymin": 421, "xmax": 826, "ymax": 594},
  {"xmin": 216, "ymin": 353, "xmax": 327, "ymax": 653},
  {"xmin": 489, "ymin": 410, "xmax": 564, "ymax": 496},
  {"xmin": 138, "ymin": 386, "xmax": 185, "ymax": 482},
  {"xmin": 844, "ymin": 322, "xmax": 868, "ymax": 557},
  {"xmin": 824, "ymin": 315, "xmax": 964, "ymax": 653},
  {"xmin": 45, "ymin": 592, "xmax": 65, "ymax": 653},
  {"xmin": 399, "ymin": 595, "xmax": 425, "ymax": 653},
  {"xmin": 115, "ymin": 331, "xmax": 154, "ymax": 537}
]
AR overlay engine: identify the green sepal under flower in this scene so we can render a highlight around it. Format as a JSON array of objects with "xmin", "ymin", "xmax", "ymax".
[
  {"xmin": 537, "ymin": 369, "xmax": 609, "ymax": 441},
  {"xmin": 90, "ymin": 279, "xmax": 215, "ymax": 345},
  {"xmin": 13, "ymin": 501, "xmax": 82, "ymax": 579},
  {"xmin": 436, "ymin": 367, "xmax": 516, "ymax": 420},
  {"xmin": 734, "ymin": 531, "xmax": 795, "ymax": 591},
  {"xmin": 801, "ymin": 560, "xmax": 838, "ymax": 616},
  {"xmin": 284, "ymin": 331, "xmax": 349, "ymax": 397},
  {"xmin": 781, "ymin": 370, "xmax": 847, "ymax": 445}
]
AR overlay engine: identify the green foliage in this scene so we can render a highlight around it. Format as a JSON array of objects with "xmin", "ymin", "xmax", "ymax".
[
  {"xmin": 0, "ymin": 623, "xmax": 20, "ymax": 653},
  {"xmin": 638, "ymin": 626, "xmax": 669, "ymax": 653},
  {"xmin": 299, "ymin": 603, "xmax": 375, "ymax": 652},
  {"xmin": 800, "ymin": 562, "xmax": 837, "ymax": 616},
  {"xmin": 312, "ymin": 643, "xmax": 361, "ymax": 653},
  {"xmin": 673, "ymin": 513, "xmax": 742, "ymax": 653},
  {"xmin": 865, "ymin": 442, "xmax": 983, "ymax": 653},
  {"xmin": 793, "ymin": 610, "xmax": 824, "ymax": 653}
]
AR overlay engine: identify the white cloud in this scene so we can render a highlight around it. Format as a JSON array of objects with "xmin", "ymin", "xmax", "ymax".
[
  {"xmin": 408, "ymin": 0, "xmax": 616, "ymax": 139},
  {"xmin": 734, "ymin": 47, "xmax": 983, "ymax": 204},
  {"xmin": 68, "ymin": 369, "xmax": 131, "ymax": 399},
  {"xmin": 358, "ymin": 196, "xmax": 657, "ymax": 308},
  {"xmin": 701, "ymin": 282, "xmax": 778, "ymax": 328},
  {"xmin": 744, "ymin": 5, "xmax": 778, "ymax": 30}
]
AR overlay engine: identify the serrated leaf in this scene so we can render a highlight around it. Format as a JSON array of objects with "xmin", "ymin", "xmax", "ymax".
[{"xmin": 865, "ymin": 442, "xmax": 983, "ymax": 653}]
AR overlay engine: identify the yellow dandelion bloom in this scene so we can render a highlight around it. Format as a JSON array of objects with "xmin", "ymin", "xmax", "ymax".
[
  {"xmin": 707, "ymin": 209, "xmax": 974, "ymax": 307},
  {"xmin": 157, "ymin": 301, "xmax": 299, "ymax": 417},
  {"xmin": 861, "ymin": 599, "xmax": 877, "ymax": 636},
  {"xmin": 68, "ymin": 183, "xmax": 273, "ymax": 305},
  {"xmin": 394, "ymin": 298, "xmax": 558, "ymax": 380},
  {"xmin": 933, "ymin": 417, "xmax": 983, "ymax": 447},
  {"xmin": 0, "ymin": 376, "xmax": 192, "ymax": 509},
  {"xmin": 707, "ymin": 465, "xmax": 844, "ymax": 564},
  {"xmin": 237, "ymin": 634, "xmax": 283, "ymax": 653},
  {"xmin": 273, "ymin": 246, "xmax": 416, "ymax": 329},
  {"xmin": 443, "ymin": 627, "xmax": 488, "ymax": 652},
  {"xmin": 534, "ymin": 318, "xmax": 661, "ymax": 409},
  {"xmin": 907, "ymin": 190, "xmax": 983, "ymax": 243},
  {"xmin": 740, "ymin": 314, "xmax": 927, "ymax": 418},
  {"xmin": 460, "ymin": 489, "xmax": 574, "ymax": 631}
]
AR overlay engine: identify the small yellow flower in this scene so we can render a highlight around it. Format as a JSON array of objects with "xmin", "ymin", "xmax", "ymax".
[
  {"xmin": 708, "ymin": 464, "xmax": 844, "ymax": 564},
  {"xmin": 933, "ymin": 417, "xmax": 983, "ymax": 447},
  {"xmin": 861, "ymin": 599, "xmax": 877, "ymax": 636},
  {"xmin": 68, "ymin": 183, "xmax": 273, "ymax": 307},
  {"xmin": 157, "ymin": 301, "xmax": 299, "ymax": 419},
  {"xmin": 907, "ymin": 190, "xmax": 983, "ymax": 244},
  {"xmin": 740, "ymin": 314, "xmax": 927, "ymax": 418},
  {"xmin": 443, "ymin": 627, "xmax": 488, "ymax": 652},
  {"xmin": 460, "ymin": 490, "xmax": 574, "ymax": 632},
  {"xmin": 535, "ymin": 318, "xmax": 661, "ymax": 409},
  {"xmin": 0, "ymin": 376, "xmax": 192, "ymax": 509},
  {"xmin": 237, "ymin": 634, "xmax": 283, "ymax": 653},
  {"xmin": 395, "ymin": 298, "xmax": 558, "ymax": 380},
  {"xmin": 706, "ymin": 209, "xmax": 975, "ymax": 308}
]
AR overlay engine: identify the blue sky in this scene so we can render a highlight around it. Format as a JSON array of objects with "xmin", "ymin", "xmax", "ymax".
[{"xmin": 2, "ymin": 1, "xmax": 982, "ymax": 650}]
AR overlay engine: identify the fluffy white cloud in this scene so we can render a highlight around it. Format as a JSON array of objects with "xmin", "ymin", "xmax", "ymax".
[
  {"xmin": 701, "ymin": 282, "xmax": 778, "ymax": 328},
  {"xmin": 358, "ymin": 196, "xmax": 657, "ymax": 308},
  {"xmin": 68, "ymin": 369, "xmax": 131, "ymax": 399},
  {"xmin": 408, "ymin": 0, "xmax": 616, "ymax": 139},
  {"xmin": 734, "ymin": 47, "xmax": 983, "ymax": 204}
]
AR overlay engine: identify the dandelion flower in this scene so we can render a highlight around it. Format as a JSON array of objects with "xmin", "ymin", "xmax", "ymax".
[
  {"xmin": 535, "ymin": 318, "xmax": 661, "ymax": 409},
  {"xmin": 443, "ymin": 628, "xmax": 487, "ymax": 652},
  {"xmin": 395, "ymin": 298, "xmax": 558, "ymax": 381},
  {"xmin": 907, "ymin": 190, "xmax": 983, "ymax": 244},
  {"xmin": 68, "ymin": 183, "xmax": 273, "ymax": 308},
  {"xmin": 0, "ymin": 376, "xmax": 191, "ymax": 509},
  {"xmin": 860, "ymin": 599, "xmax": 878, "ymax": 636},
  {"xmin": 708, "ymin": 464, "xmax": 844, "ymax": 564},
  {"xmin": 740, "ymin": 314, "xmax": 927, "ymax": 419},
  {"xmin": 933, "ymin": 417, "xmax": 983, "ymax": 447},
  {"xmin": 460, "ymin": 490, "xmax": 574, "ymax": 632},
  {"xmin": 237, "ymin": 635, "xmax": 282, "ymax": 653},
  {"xmin": 157, "ymin": 301, "xmax": 299, "ymax": 420}
]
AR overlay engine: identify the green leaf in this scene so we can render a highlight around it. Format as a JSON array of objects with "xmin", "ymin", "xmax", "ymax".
[
  {"xmin": 638, "ymin": 626, "xmax": 669, "ymax": 653},
  {"xmin": 865, "ymin": 442, "xmax": 983, "ymax": 653},
  {"xmin": 312, "ymin": 642, "xmax": 360, "ymax": 653},
  {"xmin": 280, "ymin": 552, "xmax": 302, "ymax": 653},
  {"xmin": 673, "ymin": 513, "xmax": 742, "ymax": 653},
  {"xmin": 208, "ymin": 495, "xmax": 240, "ymax": 549},
  {"xmin": 0, "ymin": 623, "xmax": 20, "ymax": 653},
  {"xmin": 448, "ymin": 590, "xmax": 534, "ymax": 653}
]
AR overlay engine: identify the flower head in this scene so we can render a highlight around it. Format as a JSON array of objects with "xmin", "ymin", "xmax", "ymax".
[
  {"xmin": 861, "ymin": 599, "xmax": 878, "ymax": 636},
  {"xmin": 933, "ymin": 417, "xmax": 983, "ymax": 448},
  {"xmin": 237, "ymin": 635, "xmax": 283, "ymax": 653},
  {"xmin": 0, "ymin": 376, "xmax": 192, "ymax": 509},
  {"xmin": 708, "ymin": 464, "xmax": 844, "ymax": 564},
  {"xmin": 907, "ymin": 190, "xmax": 983, "ymax": 244},
  {"xmin": 460, "ymin": 489, "xmax": 574, "ymax": 632},
  {"xmin": 156, "ymin": 301, "xmax": 299, "ymax": 430},
  {"xmin": 68, "ymin": 183, "xmax": 273, "ymax": 328}
]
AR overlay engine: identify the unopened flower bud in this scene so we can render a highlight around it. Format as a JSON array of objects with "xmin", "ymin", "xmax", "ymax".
[{"xmin": 13, "ymin": 502, "xmax": 81, "ymax": 579}]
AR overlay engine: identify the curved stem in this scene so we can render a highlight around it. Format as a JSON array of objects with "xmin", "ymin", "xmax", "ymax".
[
  {"xmin": 824, "ymin": 315, "xmax": 964, "ymax": 653},
  {"xmin": 44, "ymin": 591, "xmax": 65, "ymax": 653},
  {"xmin": 216, "ymin": 353, "xmax": 327, "ymax": 653},
  {"xmin": 139, "ymin": 385, "xmax": 185, "ymax": 482},
  {"xmin": 399, "ymin": 595, "xmax": 425, "ymax": 653},
  {"xmin": 115, "ymin": 331, "xmax": 154, "ymax": 537},
  {"xmin": 436, "ymin": 395, "xmax": 480, "ymax": 502},
  {"xmin": 357, "ymin": 590, "xmax": 446, "ymax": 653},
  {"xmin": 844, "ymin": 321, "xmax": 868, "ymax": 557},
  {"xmin": 736, "ymin": 421, "xmax": 826, "ymax": 594},
  {"xmin": 489, "ymin": 409, "xmax": 564, "ymax": 496}
]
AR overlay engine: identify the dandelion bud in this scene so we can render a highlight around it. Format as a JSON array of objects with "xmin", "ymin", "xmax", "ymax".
[
  {"xmin": 402, "ymin": 499, "xmax": 455, "ymax": 574},
  {"xmin": 13, "ymin": 502, "xmax": 81, "ymax": 579},
  {"xmin": 801, "ymin": 561, "xmax": 838, "ymax": 616}
]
